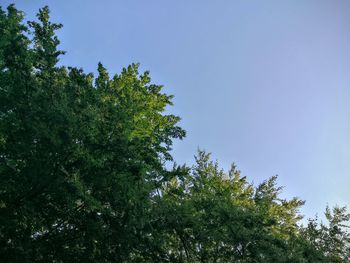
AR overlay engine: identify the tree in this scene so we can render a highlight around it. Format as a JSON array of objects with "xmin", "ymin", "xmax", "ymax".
[
  {"xmin": 302, "ymin": 206, "xmax": 350, "ymax": 262},
  {"xmin": 0, "ymin": 5, "xmax": 185, "ymax": 262},
  {"xmin": 0, "ymin": 4, "xmax": 348, "ymax": 263},
  {"xmin": 151, "ymin": 151, "xmax": 330, "ymax": 262}
]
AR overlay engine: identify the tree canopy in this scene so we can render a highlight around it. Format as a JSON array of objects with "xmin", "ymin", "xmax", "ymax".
[{"xmin": 0, "ymin": 5, "xmax": 349, "ymax": 262}]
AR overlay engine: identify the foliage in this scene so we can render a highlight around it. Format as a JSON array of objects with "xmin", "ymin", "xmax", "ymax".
[
  {"xmin": 0, "ymin": 4, "xmax": 349, "ymax": 262},
  {"xmin": 302, "ymin": 206, "xmax": 350, "ymax": 262}
]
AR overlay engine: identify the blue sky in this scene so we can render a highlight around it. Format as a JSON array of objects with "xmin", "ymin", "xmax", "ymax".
[{"xmin": 4, "ymin": 0, "xmax": 350, "ymax": 219}]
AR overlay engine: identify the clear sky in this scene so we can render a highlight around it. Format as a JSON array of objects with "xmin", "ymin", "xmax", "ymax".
[{"xmin": 4, "ymin": 0, "xmax": 350, "ymax": 219}]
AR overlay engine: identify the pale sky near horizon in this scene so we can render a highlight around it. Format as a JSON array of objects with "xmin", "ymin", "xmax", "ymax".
[{"xmin": 3, "ymin": 0, "xmax": 350, "ymax": 220}]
